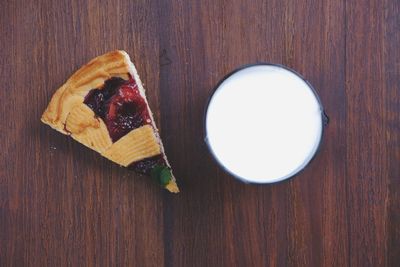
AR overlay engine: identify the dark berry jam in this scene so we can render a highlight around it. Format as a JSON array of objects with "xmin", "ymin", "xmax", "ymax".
[
  {"xmin": 84, "ymin": 77, "xmax": 126, "ymax": 118},
  {"xmin": 129, "ymin": 155, "xmax": 166, "ymax": 175},
  {"xmin": 84, "ymin": 75, "xmax": 151, "ymax": 142}
]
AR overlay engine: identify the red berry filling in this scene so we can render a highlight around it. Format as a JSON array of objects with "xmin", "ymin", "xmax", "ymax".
[
  {"xmin": 84, "ymin": 75, "xmax": 168, "ymax": 175},
  {"xmin": 106, "ymin": 82, "xmax": 151, "ymax": 141},
  {"xmin": 84, "ymin": 75, "xmax": 151, "ymax": 142}
]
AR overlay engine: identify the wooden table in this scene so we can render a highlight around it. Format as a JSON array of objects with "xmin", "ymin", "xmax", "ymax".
[{"xmin": 1, "ymin": 0, "xmax": 399, "ymax": 266}]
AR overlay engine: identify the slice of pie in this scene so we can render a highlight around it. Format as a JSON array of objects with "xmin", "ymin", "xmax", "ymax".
[{"xmin": 41, "ymin": 50, "xmax": 179, "ymax": 193}]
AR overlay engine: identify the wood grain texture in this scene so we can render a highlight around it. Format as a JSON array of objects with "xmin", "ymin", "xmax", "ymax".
[{"xmin": 0, "ymin": 0, "xmax": 399, "ymax": 266}]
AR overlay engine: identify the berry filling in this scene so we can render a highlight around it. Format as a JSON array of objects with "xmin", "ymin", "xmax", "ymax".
[
  {"xmin": 128, "ymin": 154, "xmax": 167, "ymax": 175},
  {"xmin": 84, "ymin": 75, "xmax": 151, "ymax": 142},
  {"xmin": 84, "ymin": 75, "xmax": 168, "ymax": 176}
]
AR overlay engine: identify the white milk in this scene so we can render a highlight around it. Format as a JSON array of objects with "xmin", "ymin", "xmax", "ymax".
[{"xmin": 205, "ymin": 65, "xmax": 323, "ymax": 183}]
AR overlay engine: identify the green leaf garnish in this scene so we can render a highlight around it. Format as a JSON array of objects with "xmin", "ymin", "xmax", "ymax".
[
  {"xmin": 159, "ymin": 168, "xmax": 172, "ymax": 186},
  {"xmin": 151, "ymin": 165, "xmax": 172, "ymax": 186}
]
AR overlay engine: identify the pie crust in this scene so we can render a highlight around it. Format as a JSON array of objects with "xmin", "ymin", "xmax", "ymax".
[{"xmin": 42, "ymin": 50, "xmax": 179, "ymax": 193}]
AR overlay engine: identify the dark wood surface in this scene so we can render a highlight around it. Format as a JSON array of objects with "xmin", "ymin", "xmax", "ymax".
[{"xmin": 1, "ymin": 0, "xmax": 399, "ymax": 266}]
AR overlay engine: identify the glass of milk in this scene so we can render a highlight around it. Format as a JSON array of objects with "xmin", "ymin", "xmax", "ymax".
[{"xmin": 204, "ymin": 64, "xmax": 328, "ymax": 184}]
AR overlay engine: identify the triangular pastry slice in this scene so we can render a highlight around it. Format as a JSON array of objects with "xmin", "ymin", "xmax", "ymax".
[{"xmin": 41, "ymin": 50, "xmax": 179, "ymax": 193}]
